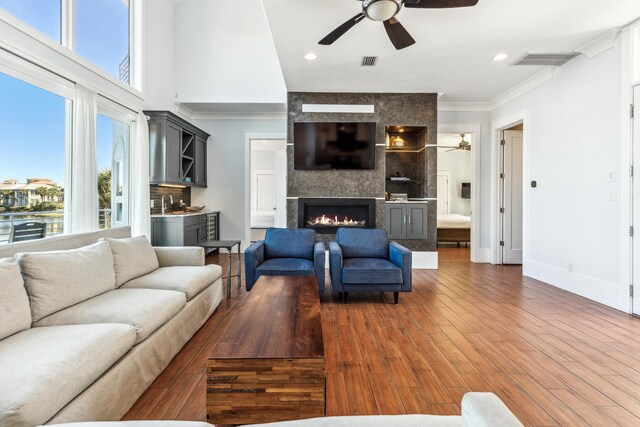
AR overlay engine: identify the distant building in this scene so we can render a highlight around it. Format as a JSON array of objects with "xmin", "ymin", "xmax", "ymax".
[{"xmin": 0, "ymin": 178, "xmax": 63, "ymax": 208}]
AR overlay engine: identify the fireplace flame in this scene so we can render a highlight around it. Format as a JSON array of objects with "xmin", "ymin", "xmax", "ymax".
[{"xmin": 306, "ymin": 214, "xmax": 366, "ymax": 227}]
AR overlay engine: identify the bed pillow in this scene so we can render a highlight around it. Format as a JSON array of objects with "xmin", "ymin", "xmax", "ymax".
[
  {"xmin": 16, "ymin": 241, "xmax": 116, "ymax": 323},
  {"xmin": 100, "ymin": 235, "xmax": 159, "ymax": 287},
  {"xmin": 0, "ymin": 258, "xmax": 32, "ymax": 339}
]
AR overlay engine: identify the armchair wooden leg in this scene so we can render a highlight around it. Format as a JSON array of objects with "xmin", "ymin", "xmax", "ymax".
[
  {"xmin": 394, "ymin": 292, "xmax": 399, "ymax": 304},
  {"xmin": 343, "ymin": 292, "xmax": 349, "ymax": 304}
]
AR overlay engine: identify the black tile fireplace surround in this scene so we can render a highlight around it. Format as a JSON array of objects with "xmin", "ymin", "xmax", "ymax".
[{"xmin": 298, "ymin": 198, "xmax": 376, "ymax": 235}]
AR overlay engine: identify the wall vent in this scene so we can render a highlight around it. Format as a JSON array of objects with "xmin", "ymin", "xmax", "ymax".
[
  {"xmin": 511, "ymin": 52, "xmax": 580, "ymax": 66},
  {"xmin": 361, "ymin": 56, "xmax": 377, "ymax": 66}
]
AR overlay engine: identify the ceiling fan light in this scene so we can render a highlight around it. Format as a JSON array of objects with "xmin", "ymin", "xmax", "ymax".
[{"xmin": 364, "ymin": 0, "xmax": 400, "ymax": 22}]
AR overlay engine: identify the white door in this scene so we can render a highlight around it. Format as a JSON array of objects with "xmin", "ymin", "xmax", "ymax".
[
  {"xmin": 256, "ymin": 171, "xmax": 276, "ymax": 214},
  {"xmin": 633, "ymin": 85, "xmax": 640, "ymax": 315},
  {"xmin": 502, "ymin": 130, "xmax": 523, "ymax": 264},
  {"xmin": 437, "ymin": 172, "xmax": 450, "ymax": 215},
  {"xmin": 275, "ymin": 146, "xmax": 287, "ymax": 228}
]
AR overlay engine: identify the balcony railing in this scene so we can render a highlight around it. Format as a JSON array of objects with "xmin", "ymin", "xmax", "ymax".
[{"xmin": 0, "ymin": 209, "xmax": 112, "ymax": 244}]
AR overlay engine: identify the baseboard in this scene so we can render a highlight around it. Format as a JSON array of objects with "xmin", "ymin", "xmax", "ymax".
[
  {"xmin": 472, "ymin": 248, "xmax": 492, "ymax": 263},
  {"xmin": 412, "ymin": 251, "xmax": 438, "ymax": 269},
  {"xmin": 525, "ymin": 259, "xmax": 630, "ymax": 312}
]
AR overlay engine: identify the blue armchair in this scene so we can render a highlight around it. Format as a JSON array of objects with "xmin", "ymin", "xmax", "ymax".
[
  {"xmin": 329, "ymin": 228, "xmax": 412, "ymax": 304},
  {"xmin": 244, "ymin": 228, "xmax": 325, "ymax": 292}
]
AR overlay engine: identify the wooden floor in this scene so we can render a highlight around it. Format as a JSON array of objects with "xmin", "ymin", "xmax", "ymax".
[{"xmin": 123, "ymin": 248, "xmax": 640, "ymax": 426}]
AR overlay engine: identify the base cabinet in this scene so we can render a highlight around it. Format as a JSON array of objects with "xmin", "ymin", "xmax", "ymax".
[
  {"xmin": 151, "ymin": 214, "xmax": 208, "ymax": 246},
  {"xmin": 385, "ymin": 203, "xmax": 428, "ymax": 240}
]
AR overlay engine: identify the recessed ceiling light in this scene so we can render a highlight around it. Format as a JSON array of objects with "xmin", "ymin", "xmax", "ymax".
[
  {"xmin": 305, "ymin": 52, "xmax": 318, "ymax": 61},
  {"xmin": 492, "ymin": 53, "xmax": 508, "ymax": 62}
]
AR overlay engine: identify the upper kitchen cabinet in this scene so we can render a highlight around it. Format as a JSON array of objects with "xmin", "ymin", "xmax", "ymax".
[{"xmin": 145, "ymin": 111, "xmax": 210, "ymax": 188}]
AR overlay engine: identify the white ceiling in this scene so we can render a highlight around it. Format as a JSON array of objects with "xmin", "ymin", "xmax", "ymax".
[{"xmin": 262, "ymin": 0, "xmax": 640, "ymax": 102}]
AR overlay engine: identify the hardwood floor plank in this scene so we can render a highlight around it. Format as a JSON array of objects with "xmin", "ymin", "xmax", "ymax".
[{"xmin": 123, "ymin": 251, "xmax": 640, "ymax": 427}]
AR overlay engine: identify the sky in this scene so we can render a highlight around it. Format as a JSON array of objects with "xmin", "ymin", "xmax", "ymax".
[{"xmin": 0, "ymin": 0, "xmax": 129, "ymax": 185}]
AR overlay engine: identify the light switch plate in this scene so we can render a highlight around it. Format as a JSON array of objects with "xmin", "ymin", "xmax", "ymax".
[
  {"xmin": 608, "ymin": 171, "xmax": 616, "ymax": 182},
  {"xmin": 608, "ymin": 189, "xmax": 619, "ymax": 201}
]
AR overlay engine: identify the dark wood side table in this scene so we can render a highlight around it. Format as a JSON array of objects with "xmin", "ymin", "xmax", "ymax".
[
  {"xmin": 198, "ymin": 240, "xmax": 241, "ymax": 299},
  {"xmin": 207, "ymin": 275, "xmax": 325, "ymax": 425}
]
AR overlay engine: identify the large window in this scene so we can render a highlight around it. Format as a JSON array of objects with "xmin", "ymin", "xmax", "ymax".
[
  {"xmin": 0, "ymin": 72, "xmax": 69, "ymax": 243},
  {"xmin": 0, "ymin": 0, "xmax": 133, "ymax": 85},
  {"xmin": 96, "ymin": 112, "xmax": 130, "ymax": 229},
  {"xmin": 77, "ymin": 0, "xmax": 130, "ymax": 84},
  {"xmin": 0, "ymin": 0, "xmax": 61, "ymax": 42}
]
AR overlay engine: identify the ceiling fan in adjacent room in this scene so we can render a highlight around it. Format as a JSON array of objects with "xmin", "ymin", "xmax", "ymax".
[
  {"xmin": 319, "ymin": 0, "xmax": 479, "ymax": 50},
  {"xmin": 440, "ymin": 134, "xmax": 471, "ymax": 152}
]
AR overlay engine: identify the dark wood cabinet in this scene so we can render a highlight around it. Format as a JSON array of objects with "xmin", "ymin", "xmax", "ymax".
[
  {"xmin": 146, "ymin": 111, "xmax": 210, "ymax": 188},
  {"xmin": 385, "ymin": 203, "xmax": 428, "ymax": 240},
  {"xmin": 151, "ymin": 213, "xmax": 208, "ymax": 246}
]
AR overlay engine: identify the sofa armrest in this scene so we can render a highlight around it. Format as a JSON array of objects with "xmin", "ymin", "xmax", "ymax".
[
  {"xmin": 328, "ymin": 241, "xmax": 343, "ymax": 291},
  {"xmin": 154, "ymin": 246, "xmax": 205, "ymax": 267},
  {"xmin": 244, "ymin": 240, "xmax": 265, "ymax": 291},
  {"xmin": 389, "ymin": 241, "xmax": 412, "ymax": 291},
  {"xmin": 313, "ymin": 242, "xmax": 326, "ymax": 292},
  {"xmin": 462, "ymin": 392, "xmax": 524, "ymax": 427}
]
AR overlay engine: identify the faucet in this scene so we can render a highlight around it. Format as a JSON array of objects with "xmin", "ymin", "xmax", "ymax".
[{"xmin": 161, "ymin": 195, "xmax": 174, "ymax": 215}]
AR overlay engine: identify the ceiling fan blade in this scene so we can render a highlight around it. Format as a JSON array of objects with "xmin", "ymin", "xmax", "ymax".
[
  {"xmin": 383, "ymin": 18, "xmax": 415, "ymax": 50},
  {"xmin": 404, "ymin": 0, "xmax": 479, "ymax": 8},
  {"xmin": 319, "ymin": 13, "xmax": 365, "ymax": 45},
  {"xmin": 446, "ymin": 148, "xmax": 459, "ymax": 152}
]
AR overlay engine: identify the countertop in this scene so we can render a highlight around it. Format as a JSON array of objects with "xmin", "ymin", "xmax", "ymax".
[
  {"xmin": 385, "ymin": 199, "xmax": 435, "ymax": 204},
  {"xmin": 151, "ymin": 210, "xmax": 220, "ymax": 218}
]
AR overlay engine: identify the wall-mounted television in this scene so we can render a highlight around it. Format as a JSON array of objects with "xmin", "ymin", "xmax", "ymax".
[{"xmin": 294, "ymin": 122, "xmax": 376, "ymax": 170}]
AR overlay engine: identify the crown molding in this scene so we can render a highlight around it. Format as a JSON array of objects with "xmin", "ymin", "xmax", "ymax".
[{"xmin": 577, "ymin": 29, "xmax": 621, "ymax": 58}]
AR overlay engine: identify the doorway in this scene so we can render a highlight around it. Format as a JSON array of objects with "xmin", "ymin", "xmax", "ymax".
[
  {"xmin": 437, "ymin": 133, "xmax": 472, "ymax": 255},
  {"xmin": 250, "ymin": 139, "xmax": 286, "ymax": 241},
  {"xmin": 500, "ymin": 124, "xmax": 524, "ymax": 265},
  {"xmin": 633, "ymin": 85, "xmax": 640, "ymax": 316}
]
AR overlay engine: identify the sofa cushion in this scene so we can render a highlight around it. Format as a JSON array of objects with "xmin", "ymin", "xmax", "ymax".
[
  {"xmin": 101, "ymin": 236, "xmax": 160, "ymax": 287},
  {"xmin": 0, "ymin": 323, "xmax": 136, "ymax": 427},
  {"xmin": 264, "ymin": 228, "xmax": 316, "ymax": 260},
  {"xmin": 336, "ymin": 228, "xmax": 389, "ymax": 259},
  {"xmin": 256, "ymin": 258, "xmax": 315, "ymax": 276},
  {"xmin": 0, "ymin": 258, "xmax": 31, "ymax": 340},
  {"xmin": 16, "ymin": 241, "xmax": 116, "ymax": 323},
  {"xmin": 121, "ymin": 265, "xmax": 222, "ymax": 300},
  {"xmin": 342, "ymin": 258, "xmax": 402, "ymax": 284},
  {"xmin": 35, "ymin": 288, "xmax": 186, "ymax": 344}
]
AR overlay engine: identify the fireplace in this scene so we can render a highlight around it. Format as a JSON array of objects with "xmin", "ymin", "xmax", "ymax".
[{"xmin": 298, "ymin": 198, "xmax": 376, "ymax": 234}]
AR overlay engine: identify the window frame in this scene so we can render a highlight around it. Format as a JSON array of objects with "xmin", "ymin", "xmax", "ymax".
[
  {"xmin": 0, "ymin": 0, "xmax": 142, "ymax": 92},
  {"xmin": 0, "ymin": 54, "xmax": 74, "ymax": 237},
  {"xmin": 96, "ymin": 95, "xmax": 136, "ymax": 229}
]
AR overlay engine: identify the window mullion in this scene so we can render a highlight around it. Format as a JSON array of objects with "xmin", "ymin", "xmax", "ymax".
[{"xmin": 61, "ymin": 0, "xmax": 75, "ymax": 51}]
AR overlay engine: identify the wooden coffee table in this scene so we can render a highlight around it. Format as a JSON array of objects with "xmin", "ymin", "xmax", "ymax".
[{"xmin": 206, "ymin": 275, "xmax": 325, "ymax": 425}]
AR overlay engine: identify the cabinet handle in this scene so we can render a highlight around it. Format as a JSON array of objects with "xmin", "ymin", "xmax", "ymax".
[
  {"xmin": 408, "ymin": 214, "xmax": 411, "ymax": 225},
  {"xmin": 403, "ymin": 214, "xmax": 406, "ymax": 225}
]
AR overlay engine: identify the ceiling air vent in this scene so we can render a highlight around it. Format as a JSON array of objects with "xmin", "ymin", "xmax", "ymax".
[
  {"xmin": 511, "ymin": 52, "xmax": 580, "ymax": 67},
  {"xmin": 361, "ymin": 56, "xmax": 377, "ymax": 67}
]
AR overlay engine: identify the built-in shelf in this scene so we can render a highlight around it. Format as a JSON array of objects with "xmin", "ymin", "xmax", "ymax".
[{"xmin": 385, "ymin": 147, "xmax": 426, "ymax": 153}]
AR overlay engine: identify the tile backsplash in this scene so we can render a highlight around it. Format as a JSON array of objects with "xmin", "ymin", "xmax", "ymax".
[{"xmin": 150, "ymin": 185, "xmax": 191, "ymax": 214}]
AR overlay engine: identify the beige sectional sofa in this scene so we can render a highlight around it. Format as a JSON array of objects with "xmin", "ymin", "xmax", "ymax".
[
  {"xmin": 43, "ymin": 392, "xmax": 524, "ymax": 426},
  {"xmin": 0, "ymin": 227, "xmax": 223, "ymax": 427}
]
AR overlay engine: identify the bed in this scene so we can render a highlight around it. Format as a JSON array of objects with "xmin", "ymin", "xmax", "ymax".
[{"xmin": 437, "ymin": 214, "xmax": 471, "ymax": 246}]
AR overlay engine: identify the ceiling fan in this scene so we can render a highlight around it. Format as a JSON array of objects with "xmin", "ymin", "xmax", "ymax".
[
  {"xmin": 440, "ymin": 134, "xmax": 471, "ymax": 152},
  {"xmin": 319, "ymin": 0, "xmax": 479, "ymax": 50}
]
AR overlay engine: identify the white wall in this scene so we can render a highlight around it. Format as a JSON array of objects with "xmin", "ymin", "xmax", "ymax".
[
  {"xmin": 437, "ymin": 148, "xmax": 472, "ymax": 215},
  {"xmin": 143, "ymin": 0, "xmax": 176, "ymax": 111},
  {"xmin": 190, "ymin": 118, "xmax": 286, "ymax": 244},
  {"xmin": 173, "ymin": 0, "xmax": 287, "ymax": 104}
]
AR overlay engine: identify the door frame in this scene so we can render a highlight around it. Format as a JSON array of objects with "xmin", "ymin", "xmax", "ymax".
[
  {"xmin": 438, "ymin": 124, "xmax": 482, "ymax": 262},
  {"xmin": 244, "ymin": 132, "xmax": 287, "ymax": 249},
  {"xmin": 436, "ymin": 171, "xmax": 450, "ymax": 215},
  {"xmin": 490, "ymin": 110, "xmax": 530, "ymax": 268}
]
